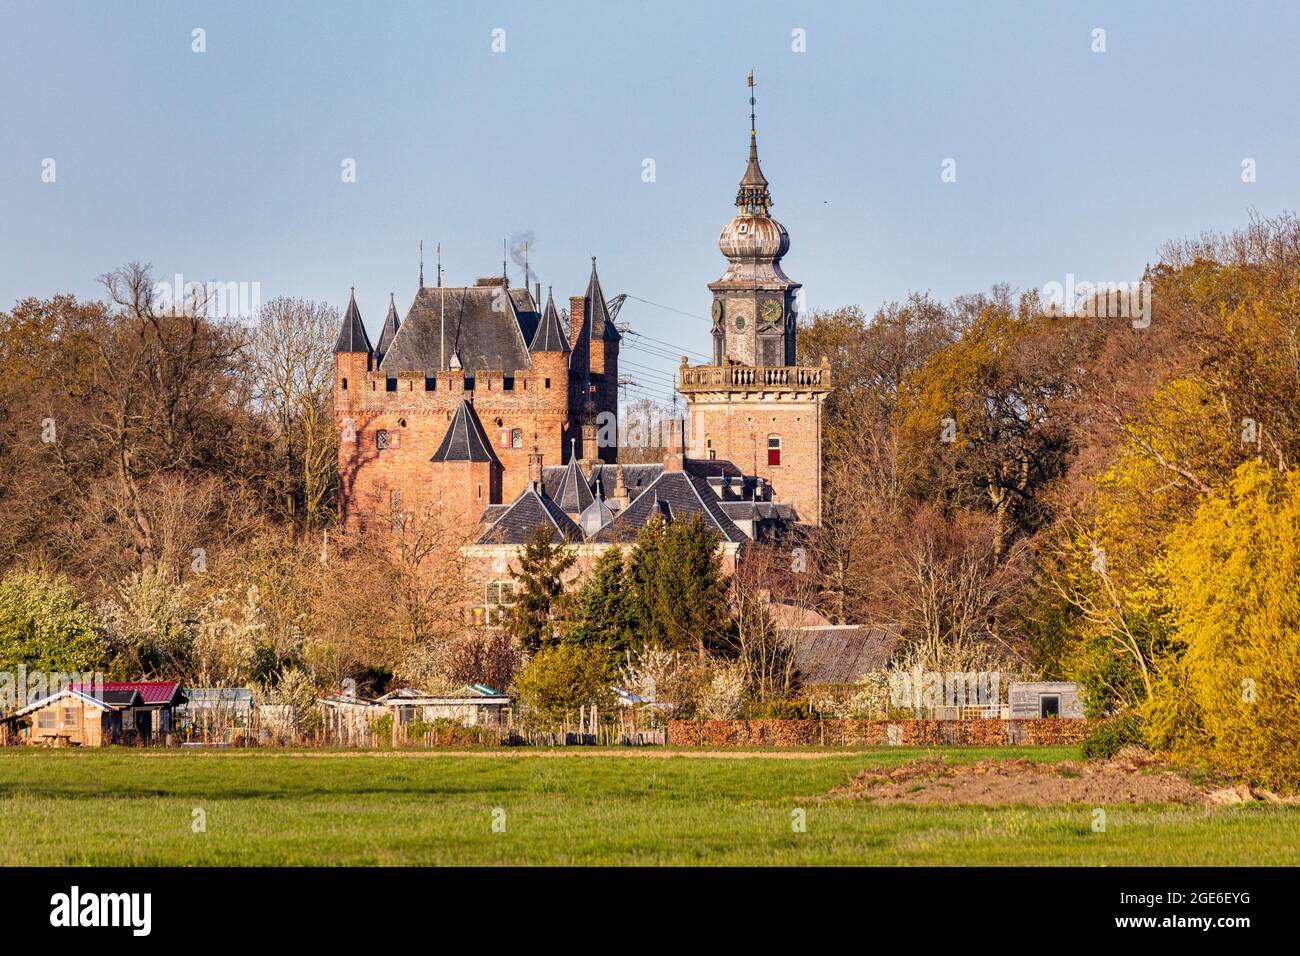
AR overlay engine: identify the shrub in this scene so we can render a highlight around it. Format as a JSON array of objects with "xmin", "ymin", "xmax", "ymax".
[
  {"xmin": 1081, "ymin": 715, "xmax": 1143, "ymax": 760},
  {"xmin": 759, "ymin": 698, "xmax": 812, "ymax": 720}
]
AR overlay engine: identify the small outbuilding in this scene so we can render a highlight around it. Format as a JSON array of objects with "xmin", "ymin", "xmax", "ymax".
[
  {"xmin": 379, "ymin": 684, "xmax": 512, "ymax": 729},
  {"xmin": 1, "ymin": 686, "xmax": 143, "ymax": 746},
  {"xmin": 1008, "ymin": 681, "xmax": 1085, "ymax": 719}
]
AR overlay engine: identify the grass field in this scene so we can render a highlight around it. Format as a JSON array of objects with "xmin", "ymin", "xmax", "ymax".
[{"xmin": 1, "ymin": 746, "xmax": 1296, "ymax": 866}]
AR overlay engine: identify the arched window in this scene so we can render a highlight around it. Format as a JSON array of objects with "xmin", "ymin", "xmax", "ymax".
[
  {"xmin": 341, "ymin": 378, "xmax": 348, "ymax": 390},
  {"xmin": 767, "ymin": 435, "xmax": 781, "ymax": 467}
]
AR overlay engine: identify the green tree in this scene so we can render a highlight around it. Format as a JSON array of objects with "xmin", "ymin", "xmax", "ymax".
[
  {"xmin": 508, "ymin": 522, "xmax": 576, "ymax": 653},
  {"xmin": 0, "ymin": 569, "xmax": 106, "ymax": 673},
  {"xmin": 564, "ymin": 548, "xmax": 633, "ymax": 651},
  {"xmin": 627, "ymin": 514, "xmax": 734, "ymax": 658},
  {"xmin": 516, "ymin": 643, "xmax": 616, "ymax": 721}
]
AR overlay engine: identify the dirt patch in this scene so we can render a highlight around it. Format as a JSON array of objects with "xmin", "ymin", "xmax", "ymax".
[{"xmin": 820, "ymin": 755, "xmax": 1239, "ymax": 806}]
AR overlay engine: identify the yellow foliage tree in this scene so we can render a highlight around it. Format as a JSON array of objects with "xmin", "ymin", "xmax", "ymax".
[{"xmin": 1143, "ymin": 461, "xmax": 1300, "ymax": 789}]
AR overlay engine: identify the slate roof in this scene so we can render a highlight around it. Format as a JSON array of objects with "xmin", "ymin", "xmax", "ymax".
[
  {"xmin": 375, "ymin": 294, "xmax": 401, "ymax": 365},
  {"xmin": 529, "ymin": 288, "xmax": 571, "ymax": 353},
  {"xmin": 789, "ymin": 627, "xmax": 901, "ymax": 685},
  {"xmin": 333, "ymin": 289, "xmax": 373, "ymax": 354},
  {"xmin": 553, "ymin": 457, "xmax": 595, "ymax": 514},
  {"xmin": 476, "ymin": 482, "xmax": 582, "ymax": 544},
  {"xmin": 538, "ymin": 460, "xmax": 760, "ymax": 512},
  {"xmin": 590, "ymin": 470, "xmax": 747, "ymax": 544},
  {"xmin": 71, "ymin": 681, "xmax": 185, "ymax": 705},
  {"xmin": 719, "ymin": 501, "xmax": 796, "ymax": 521},
  {"xmin": 431, "ymin": 400, "xmax": 500, "ymax": 464},
  {"xmin": 583, "ymin": 259, "xmax": 620, "ymax": 341},
  {"xmin": 380, "ymin": 284, "xmax": 538, "ymax": 374}
]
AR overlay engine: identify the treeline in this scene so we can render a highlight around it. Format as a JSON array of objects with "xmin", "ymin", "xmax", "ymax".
[{"xmin": 800, "ymin": 212, "xmax": 1300, "ymax": 788}]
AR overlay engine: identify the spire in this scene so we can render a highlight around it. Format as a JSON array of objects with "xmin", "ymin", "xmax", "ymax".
[
  {"xmin": 584, "ymin": 257, "xmax": 619, "ymax": 341},
  {"xmin": 737, "ymin": 70, "xmax": 773, "ymax": 215},
  {"xmin": 419, "ymin": 240, "xmax": 424, "ymax": 288},
  {"xmin": 333, "ymin": 287, "xmax": 372, "ymax": 354},
  {"xmin": 529, "ymin": 286, "xmax": 571, "ymax": 353},
  {"xmin": 376, "ymin": 293, "xmax": 401, "ymax": 365}
]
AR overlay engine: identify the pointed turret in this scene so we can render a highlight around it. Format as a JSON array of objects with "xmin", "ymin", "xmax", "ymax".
[
  {"xmin": 375, "ymin": 293, "xmax": 401, "ymax": 366},
  {"xmin": 333, "ymin": 287, "xmax": 373, "ymax": 354},
  {"xmin": 554, "ymin": 445, "xmax": 595, "ymax": 516},
  {"xmin": 529, "ymin": 287, "xmax": 571, "ymax": 353},
  {"xmin": 584, "ymin": 258, "xmax": 620, "ymax": 341}
]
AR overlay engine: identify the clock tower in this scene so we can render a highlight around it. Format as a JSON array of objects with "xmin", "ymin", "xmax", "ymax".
[
  {"xmin": 681, "ymin": 74, "xmax": 830, "ymax": 526},
  {"xmin": 708, "ymin": 75, "xmax": 800, "ymax": 367}
]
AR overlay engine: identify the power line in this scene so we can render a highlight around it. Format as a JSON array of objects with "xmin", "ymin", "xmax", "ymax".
[
  {"xmin": 620, "ymin": 358, "xmax": 679, "ymax": 383},
  {"xmin": 622, "ymin": 293, "xmax": 712, "ymax": 324},
  {"xmin": 623, "ymin": 328, "xmax": 710, "ymax": 361}
]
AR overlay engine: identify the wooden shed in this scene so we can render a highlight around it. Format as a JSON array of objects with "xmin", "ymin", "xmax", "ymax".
[{"xmin": 2, "ymin": 687, "xmax": 143, "ymax": 747}]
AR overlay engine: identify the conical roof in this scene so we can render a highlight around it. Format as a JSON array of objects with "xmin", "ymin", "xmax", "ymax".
[
  {"xmin": 430, "ymin": 400, "xmax": 499, "ymax": 464},
  {"xmin": 333, "ymin": 288, "xmax": 373, "ymax": 353}
]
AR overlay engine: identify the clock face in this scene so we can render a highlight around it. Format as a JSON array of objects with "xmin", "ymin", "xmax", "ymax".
[
  {"xmin": 760, "ymin": 299, "xmax": 783, "ymax": 324},
  {"xmin": 711, "ymin": 299, "xmax": 723, "ymax": 321}
]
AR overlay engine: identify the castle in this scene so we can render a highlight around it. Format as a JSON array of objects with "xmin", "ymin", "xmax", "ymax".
[{"xmin": 334, "ymin": 86, "xmax": 831, "ymax": 603}]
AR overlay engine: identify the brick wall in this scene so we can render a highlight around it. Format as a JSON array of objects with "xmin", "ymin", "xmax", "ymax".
[
  {"xmin": 336, "ymin": 359, "xmax": 576, "ymax": 531},
  {"xmin": 667, "ymin": 718, "xmax": 1095, "ymax": 747},
  {"xmin": 685, "ymin": 395, "xmax": 824, "ymax": 524}
]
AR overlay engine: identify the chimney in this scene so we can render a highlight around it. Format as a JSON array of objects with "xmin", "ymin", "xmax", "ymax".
[
  {"xmin": 569, "ymin": 295, "xmax": 586, "ymax": 348},
  {"xmin": 580, "ymin": 420, "xmax": 600, "ymax": 470},
  {"xmin": 534, "ymin": 282, "xmax": 542, "ymax": 309},
  {"xmin": 528, "ymin": 448, "xmax": 544, "ymax": 484},
  {"xmin": 663, "ymin": 418, "xmax": 686, "ymax": 471},
  {"xmin": 612, "ymin": 464, "xmax": 629, "ymax": 510}
]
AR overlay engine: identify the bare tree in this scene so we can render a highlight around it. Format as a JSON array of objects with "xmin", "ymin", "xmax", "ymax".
[{"xmin": 245, "ymin": 297, "xmax": 339, "ymax": 525}]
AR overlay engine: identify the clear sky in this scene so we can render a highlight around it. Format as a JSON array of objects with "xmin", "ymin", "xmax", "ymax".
[{"xmin": 3, "ymin": 1, "xmax": 1298, "ymax": 402}]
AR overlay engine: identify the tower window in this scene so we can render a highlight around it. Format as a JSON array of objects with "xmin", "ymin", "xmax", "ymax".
[
  {"xmin": 385, "ymin": 377, "xmax": 396, "ymax": 392},
  {"xmin": 376, "ymin": 430, "xmax": 390, "ymax": 451},
  {"xmin": 341, "ymin": 378, "xmax": 348, "ymax": 390},
  {"xmin": 511, "ymin": 428, "xmax": 523, "ymax": 448},
  {"xmin": 767, "ymin": 435, "xmax": 781, "ymax": 467},
  {"xmin": 545, "ymin": 378, "xmax": 551, "ymax": 388}
]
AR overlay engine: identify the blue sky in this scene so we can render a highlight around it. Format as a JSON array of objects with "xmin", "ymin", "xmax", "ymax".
[{"xmin": 3, "ymin": 1, "xmax": 1298, "ymax": 401}]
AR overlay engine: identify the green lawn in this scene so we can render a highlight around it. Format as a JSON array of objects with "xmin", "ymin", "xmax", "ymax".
[{"xmin": 0, "ymin": 747, "xmax": 1295, "ymax": 865}]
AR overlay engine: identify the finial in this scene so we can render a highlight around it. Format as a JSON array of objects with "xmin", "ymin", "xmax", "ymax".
[{"xmin": 748, "ymin": 69, "xmax": 756, "ymax": 139}]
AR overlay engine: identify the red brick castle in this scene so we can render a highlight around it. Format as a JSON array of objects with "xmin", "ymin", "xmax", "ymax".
[{"xmin": 334, "ymin": 84, "xmax": 830, "ymax": 555}]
